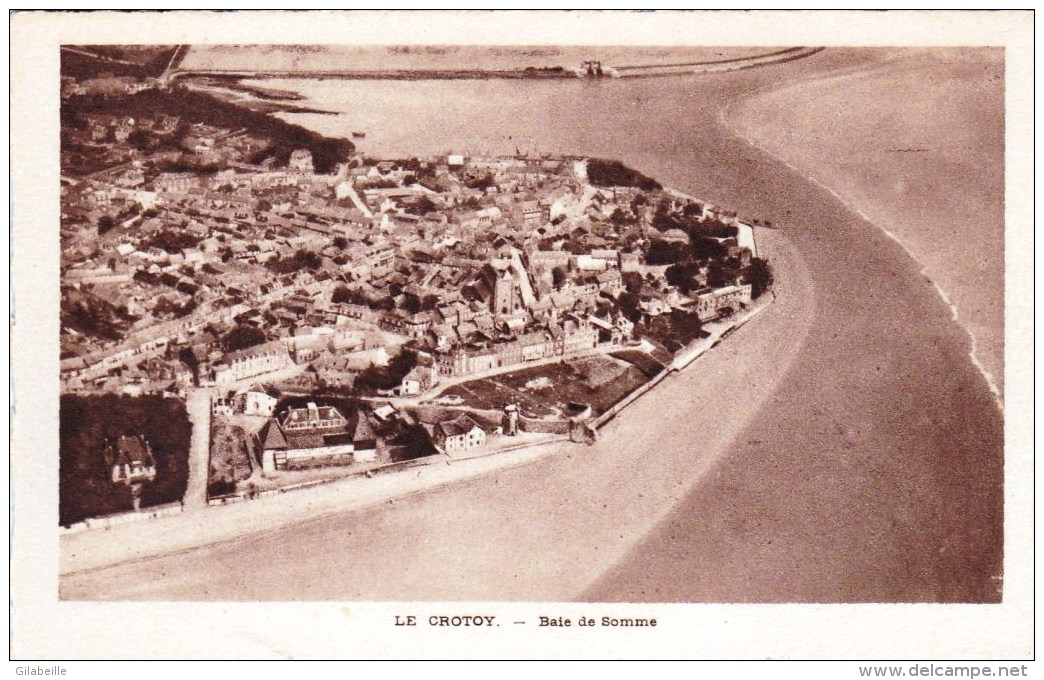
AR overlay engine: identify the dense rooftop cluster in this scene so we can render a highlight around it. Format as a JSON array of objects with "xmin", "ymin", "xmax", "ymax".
[{"xmin": 60, "ymin": 95, "xmax": 770, "ymax": 398}]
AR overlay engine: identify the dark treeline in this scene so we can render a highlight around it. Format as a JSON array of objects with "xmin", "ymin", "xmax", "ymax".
[
  {"xmin": 60, "ymin": 45, "xmax": 182, "ymax": 80},
  {"xmin": 63, "ymin": 87, "xmax": 355, "ymax": 173},
  {"xmin": 587, "ymin": 158, "xmax": 662, "ymax": 191}
]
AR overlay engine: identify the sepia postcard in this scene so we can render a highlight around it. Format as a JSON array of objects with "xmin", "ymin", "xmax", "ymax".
[{"xmin": 9, "ymin": 10, "xmax": 1034, "ymax": 661}]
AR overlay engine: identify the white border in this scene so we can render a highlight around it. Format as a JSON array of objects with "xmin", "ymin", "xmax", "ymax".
[{"xmin": 9, "ymin": 10, "xmax": 1034, "ymax": 661}]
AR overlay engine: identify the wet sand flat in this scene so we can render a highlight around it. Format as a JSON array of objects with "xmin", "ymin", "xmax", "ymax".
[{"xmin": 728, "ymin": 48, "xmax": 1005, "ymax": 397}]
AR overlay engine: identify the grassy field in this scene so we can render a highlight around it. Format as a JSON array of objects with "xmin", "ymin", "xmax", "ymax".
[
  {"xmin": 610, "ymin": 350, "xmax": 666, "ymax": 378},
  {"xmin": 59, "ymin": 394, "xmax": 191, "ymax": 526},
  {"xmin": 442, "ymin": 356, "xmax": 649, "ymax": 419}
]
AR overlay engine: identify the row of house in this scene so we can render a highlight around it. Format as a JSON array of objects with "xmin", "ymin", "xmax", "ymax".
[{"xmin": 435, "ymin": 314, "xmax": 599, "ymax": 378}]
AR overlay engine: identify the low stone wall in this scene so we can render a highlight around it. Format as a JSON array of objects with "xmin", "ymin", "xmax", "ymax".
[
  {"xmin": 60, "ymin": 501, "xmax": 184, "ymax": 534},
  {"xmin": 283, "ymin": 452, "xmax": 355, "ymax": 471},
  {"xmin": 518, "ymin": 415, "xmax": 570, "ymax": 435},
  {"xmin": 207, "ymin": 455, "xmax": 444, "ymax": 506}
]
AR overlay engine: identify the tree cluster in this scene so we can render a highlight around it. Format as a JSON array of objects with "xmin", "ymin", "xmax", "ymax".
[
  {"xmin": 146, "ymin": 228, "xmax": 202, "ymax": 254},
  {"xmin": 587, "ymin": 159, "xmax": 662, "ymax": 191},
  {"xmin": 401, "ymin": 293, "xmax": 440, "ymax": 314},
  {"xmin": 746, "ymin": 257, "xmax": 774, "ymax": 299},
  {"xmin": 551, "ymin": 266, "xmax": 568, "ymax": 288},
  {"xmin": 152, "ymin": 295, "xmax": 197, "ymax": 319},
  {"xmin": 707, "ymin": 260, "xmax": 741, "ymax": 289},
  {"xmin": 266, "ymin": 248, "xmax": 323, "ymax": 274},
  {"xmin": 665, "ymin": 261, "xmax": 702, "ymax": 293},
  {"xmin": 59, "ymin": 394, "xmax": 192, "ymax": 526},
  {"xmin": 353, "ymin": 350, "xmax": 418, "ymax": 394},
  {"xmin": 96, "ymin": 203, "xmax": 143, "ymax": 235},
  {"xmin": 223, "ymin": 323, "xmax": 267, "ymax": 352},
  {"xmin": 403, "ymin": 194, "xmax": 438, "ymax": 216},
  {"xmin": 64, "ymin": 88, "xmax": 354, "ymax": 173},
  {"xmin": 463, "ymin": 173, "xmax": 495, "ymax": 191},
  {"xmin": 331, "ymin": 285, "xmax": 366, "ymax": 306},
  {"xmin": 645, "ymin": 240, "xmax": 691, "ymax": 266}
]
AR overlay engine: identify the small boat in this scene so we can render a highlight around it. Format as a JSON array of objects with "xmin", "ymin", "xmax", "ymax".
[{"xmin": 352, "ymin": 131, "xmax": 366, "ymax": 139}]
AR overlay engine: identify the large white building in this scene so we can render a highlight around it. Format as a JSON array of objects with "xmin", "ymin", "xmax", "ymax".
[
  {"xmin": 694, "ymin": 284, "xmax": 753, "ymax": 321},
  {"xmin": 259, "ymin": 403, "xmax": 379, "ymax": 472},
  {"xmin": 433, "ymin": 414, "xmax": 486, "ymax": 454},
  {"xmin": 213, "ymin": 341, "xmax": 293, "ymax": 384}
]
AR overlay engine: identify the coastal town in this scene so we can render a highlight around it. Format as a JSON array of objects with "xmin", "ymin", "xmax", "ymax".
[
  {"xmin": 13, "ymin": 18, "xmax": 1018, "ymax": 660},
  {"xmin": 58, "ymin": 63, "xmax": 773, "ymax": 528}
]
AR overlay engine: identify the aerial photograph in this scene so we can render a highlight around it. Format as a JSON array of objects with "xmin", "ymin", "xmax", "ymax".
[{"xmin": 55, "ymin": 36, "xmax": 1005, "ymax": 607}]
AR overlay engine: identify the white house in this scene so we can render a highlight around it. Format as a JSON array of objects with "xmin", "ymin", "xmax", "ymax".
[
  {"xmin": 433, "ymin": 414, "xmax": 486, "ymax": 454},
  {"xmin": 398, "ymin": 365, "xmax": 438, "ymax": 396},
  {"xmin": 235, "ymin": 388, "xmax": 278, "ymax": 417},
  {"xmin": 104, "ymin": 435, "xmax": 157, "ymax": 486}
]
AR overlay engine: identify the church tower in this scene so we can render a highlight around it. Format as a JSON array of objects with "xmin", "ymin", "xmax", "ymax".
[{"xmin": 493, "ymin": 268, "xmax": 516, "ymax": 317}]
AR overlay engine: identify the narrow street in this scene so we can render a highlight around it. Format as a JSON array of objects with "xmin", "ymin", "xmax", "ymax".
[{"xmin": 182, "ymin": 387, "xmax": 212, "ymax": 510}]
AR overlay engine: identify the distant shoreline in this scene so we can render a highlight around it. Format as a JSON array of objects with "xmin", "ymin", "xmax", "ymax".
[
  {"xmin": 182, "ymin": 67, "xmax": 576, "ymax": 88},
  {"xmin": 172, "ymin": 46, "xmax": 825, "ymax": 90}
]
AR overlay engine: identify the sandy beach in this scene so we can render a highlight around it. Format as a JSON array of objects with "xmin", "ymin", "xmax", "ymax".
[{"xmin": 59, "ymin": 48, "xmax": 1004, "ymax": 604}]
